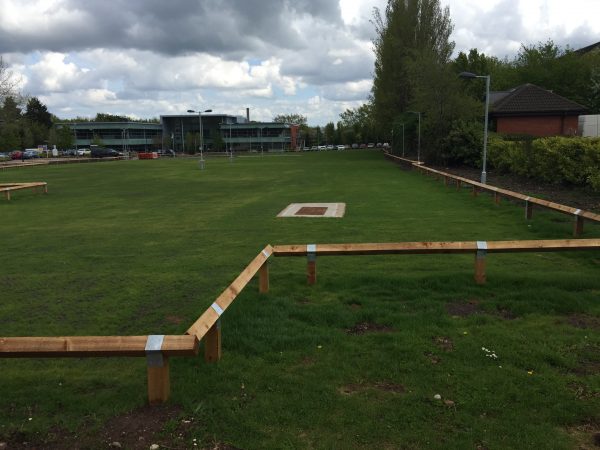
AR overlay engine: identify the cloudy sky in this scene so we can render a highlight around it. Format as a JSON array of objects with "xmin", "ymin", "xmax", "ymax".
[{"xmin": 1, "ymin": 0, "xmax": 599, "ymax": 125}]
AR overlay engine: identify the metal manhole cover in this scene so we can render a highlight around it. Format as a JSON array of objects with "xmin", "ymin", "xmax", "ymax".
[{"xmin": 295, "ymin": 206, "xmax": 328, "ymax": 216}]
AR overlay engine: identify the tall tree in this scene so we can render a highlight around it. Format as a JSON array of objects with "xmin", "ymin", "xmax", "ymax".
[
  {"xmin": 371, "ymin": 0, "xmax": 454, "ymax": 133},
  {"xmin": 24, "ymin": 97, "xmax": 52, "ymax": 129}
]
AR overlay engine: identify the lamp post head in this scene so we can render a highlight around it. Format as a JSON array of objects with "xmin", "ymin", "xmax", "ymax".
[
  {"xmin": 458, "ymin": 71, "xmax": 478, "ymax": 79},
  {"xmin": 204, "ymin": 109, "xmax": 212, "ymax": 113},
  {"xmin": 187, "ymin": 109, "xmax": 195, "ymax": 113}
]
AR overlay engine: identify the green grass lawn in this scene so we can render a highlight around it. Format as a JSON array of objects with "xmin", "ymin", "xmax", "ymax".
[{"xmin": 1, "ymin": 151, "xmax": 599, "ymax": 449}]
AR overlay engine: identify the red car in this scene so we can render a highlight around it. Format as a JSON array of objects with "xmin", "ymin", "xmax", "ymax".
[{"xmin": 10, "ymin": 151, "xmax": 23, "ymax": 160}]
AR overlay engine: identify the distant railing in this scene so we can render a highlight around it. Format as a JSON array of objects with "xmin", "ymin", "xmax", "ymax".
[
  {"xmin": 0, "ymin": 182, "xmax": 47, "ymax": 200},
  {"xmin": 384, "ymin": 153, "xmax": 600, "ymax": 237}
]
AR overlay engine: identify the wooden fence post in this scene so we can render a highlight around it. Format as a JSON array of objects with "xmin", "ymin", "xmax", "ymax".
[
  {"xmin": 204, "ymin": 319, "xmax": 222, "ymax": 363},
  {"xmin": 145, "ymin": 335, "xmax": 170, "ymax": 404},
  {"xmin": 259, "ymin": 261, "xmax": 269, "ymax": 293},
  {"xmin": 472, "ymin": 185, "xmax": 478, "ymax": 197},
  {"xmin": 456, "ymin": 180, "xmax": 461, "ymax": 191},
  {"xmin": 574, "ymin": 211, "xmax": 584, "ymax": 237},
  {"xmin": 525, "ymin": 198, "xmax": 533, "ymax": 220},
  {"xmin": 494, "ymin": 191, "xmax": 500, "ymax": 205},
  {"xmin": 474, "ymin": 241, "xmax": 487, "ymax": 285},
  {"xmin": 444, "ymin": 176, "xmax": 449, "ymax": 187},
  {"xmin": 307, "ymin": 244, "xmax": 317, "ymax": 285}
]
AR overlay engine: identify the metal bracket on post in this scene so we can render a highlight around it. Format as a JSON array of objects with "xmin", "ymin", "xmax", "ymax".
[
  {"xmin": 145, "ymin": 335, "xmax": 165, "ymax": 367},
  {"xmin": 525, "ymin": 197, "xmax": 532, "ymax": 220},
  {"xmin": 476, "ymin": 241, "xmax": 488, "ymax": 258},
  {"xmin": 475, "ymin": 241, "xmax": 487, "ymax": 285},
  {"xmin": 574, "ymin": 209, "xmax": 584, "ymax": 237},
  {"xmin": 307, "ymin": 244, "xmax": 317, "ymax": 262},
  {"xmin": 307, "ymin": 244, "xmax": 317, "ymax": 285}
]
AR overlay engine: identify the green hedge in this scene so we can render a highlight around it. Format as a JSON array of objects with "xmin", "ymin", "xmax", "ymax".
[{"xmin": 488, "ymin": 136, "xmax": 600, "ymax": 191}]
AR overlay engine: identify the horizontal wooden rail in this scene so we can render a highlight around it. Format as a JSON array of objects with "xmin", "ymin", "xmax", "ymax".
[
  {"xmin": 273, "ymin": 239, "xmax": 600, "ymax": 256},
  {"xmin": 1, "ymin": 182, "xmax": 47, "ymax": 200},
  {"xmin": 187, "ymin": 245, "xmax": 273, "ymax": 362},
  {"xmin": 0, "ymin": 335, "xmax": 199, "ymax": 358},
  {"xmin": 274, "ymin": 239, "xmax": 600, "ymax": 285},
  {"xmin": 385, "ymin": 153, "xmax": 600, "ymax": 236}
]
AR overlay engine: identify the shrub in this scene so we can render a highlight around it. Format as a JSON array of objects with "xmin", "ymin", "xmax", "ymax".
[
  {"xmin": 440, "ymin": 120, "xmax": 483, "ymax": 167},
  {"xmin": 488, "ymin": 136, "xmax": 600, "ymax": 190}
]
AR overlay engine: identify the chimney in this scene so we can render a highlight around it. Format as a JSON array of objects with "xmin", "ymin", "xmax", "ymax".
[{"xmin": 246, "ymin": 108, "xmax": 250, "ymax": 122}]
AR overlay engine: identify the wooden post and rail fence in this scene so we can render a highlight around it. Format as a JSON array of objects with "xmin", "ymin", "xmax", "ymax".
[
  {"xmin": 1, "ymin": 182, "xmax": 47, "ymax": 201},
  {"xmin": 384, "ymin": 153, "xmax": 600, "ymax": 237},
  {"xmin": 1, "ymin": 239, "xmax": 599, "ymax": 404}
]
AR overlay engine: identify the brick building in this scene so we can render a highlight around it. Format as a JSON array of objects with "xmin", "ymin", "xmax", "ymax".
[{"xmin": 490, "ymin": 84, "xmax": 588, "ymax": 137}]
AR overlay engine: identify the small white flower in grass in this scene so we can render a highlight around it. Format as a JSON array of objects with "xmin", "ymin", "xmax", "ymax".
[
  {"xmin": 433, "ymin": 394, "xmax": 441, "ymax": 400},
  {"xmin": 28, "ymin": 418, "xmax": 32, "ymax": 421}
]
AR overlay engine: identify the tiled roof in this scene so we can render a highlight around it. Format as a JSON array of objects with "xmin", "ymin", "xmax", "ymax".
[{"xmin": 491, "ymin": 84, "xmax": 587, "ymax": 115}]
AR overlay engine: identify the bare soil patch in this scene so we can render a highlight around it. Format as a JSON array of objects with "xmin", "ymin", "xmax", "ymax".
[
  {"xmin": 348, "ymin": 302, "xmax": 362, "ymax": 310},
  {"xmin": 564, "ymin": 420, "xmax": 600, "ymax": 450},
  {"xmin": 433, "ymin": 336, "xmax": 454, "ymax": 352},
  {"xmin": 339, "ymin": 381, "xmax": 405, "ymax": 395},
  {"xmin": 4, "ymin": 405, "xmax": 194, "ymax": 449},
  {"xmin": 565, "ymin": 314, "xmax": 600, "ymax": 330},
  {"xmin": 346, "ymin": 322, "xmax": 394, "ymax": 335},
  {"xmin": 445, "ymin": 299, "xmax": 481, "ymax": 317},
  {"xmin": 424, "ymin": 351, "xmax": 441, "ymax": 364}
]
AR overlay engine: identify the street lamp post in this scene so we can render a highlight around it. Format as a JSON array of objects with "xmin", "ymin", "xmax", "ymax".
[
  {"xmin": 459, "ymin": 71, "xmax": 490, "ymax": 184},
  {"xmin": 187, "ymin": 108, "xmax": 212, "ymax": 169},
  {"xmin": 407, "ymin": 111, "xmax": 421, "ymax": 163}
]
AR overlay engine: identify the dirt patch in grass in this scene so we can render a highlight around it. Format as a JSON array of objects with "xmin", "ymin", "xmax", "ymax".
[
  {"xmin": 424, "ymin": 351, "xmax": 441, "ymax": 364},
  {"xmin": 567, "ymin": 381, "xmax": 600, "ymax": 400},
  {"xmin": 564, "ymin": 420, "xmax": 600, "ymax": 450},
  {"xmin": 4, "ymin": 405, "xmax": 194, "ymax": 449},
  {"xmin": 339, "ymin": 381, "xmax": 405, "ymax": 395},
  {"xmin": 445, "ymin": 299, "xmax": 480, "ymax": 317},
  {"xmin": 346, "ymin": 322, "xmax": 394, "ymax": 335},
  {"xmin": 165, "ymin": 315, "xmax": 185, "ymax": 325},
  {"xmin": 348, "ymin": 302, "xmax": 362, "ymax": 310},
  {"xmin": 433, "ymin": 336, "xmax": 454, "ymax": 352},
  {"xmin": 565, "ymin": 314, "xmax": 600, "ymax": 330}
]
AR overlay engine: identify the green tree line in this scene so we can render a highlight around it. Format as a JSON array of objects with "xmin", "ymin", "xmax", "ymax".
[{"xmin": 341, "ymin": 0, "xmax": 600, "ymax": 165}]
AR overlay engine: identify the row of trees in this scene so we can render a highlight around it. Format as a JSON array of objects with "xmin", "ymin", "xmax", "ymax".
[{"xmin": 341, "ymin": 0, "xmax": 600, "ymax": 165}]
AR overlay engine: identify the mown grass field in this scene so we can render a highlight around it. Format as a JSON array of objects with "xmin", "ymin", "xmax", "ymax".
[{"xmin": 1, "ymin": 150, "xmax": 599, "ymax": 449}]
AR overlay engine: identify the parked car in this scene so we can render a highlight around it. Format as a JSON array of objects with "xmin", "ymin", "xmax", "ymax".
[
  {"xmin": 23, "ymin": 150, "xmax": 40, "ymax": 159},
  {"xmin": 359, "ymin": 144, "xmax": 367, "ymax": 149},
  {"xmin": 367, "ymin": 143, "xmax": 375, "ymax": 148},
  {"xmin": 10, "ymin": 151, "xmax": 23, "ymax": 160},
  {"xmin": 351, "ymin": 143, "xmax": 359, "ymax": 149},
  {"xmin": 303, "ymin": 146, "xmax": 310, "ymax": 151},
  {"xmin": 0, "ymin": 152, "xmax": 9, "ymax": 160},
  {"xmin": 158, "ymin": 149, "xmax": 176, "ymax": 157},
  {"xmin": 91, "ymin": 147, "xmax": 121, "ymax": 158},
  {"xmin": 336, "ymin": 145, "xmax": 345, "ymax": 151},
  {"xmin": 63, "ymin": 149, "xmax": 78, "ymax": 157},
  {"xmin": 382, "ymin": 142, "xmax": 390, "ymax": 148},
  {"xmin": 77, "ymin": 148, "xmax": 91, "ymax": 156},
  {"xmin": 318, "ymin": 145, "xmax": 327, "ymax": 150}
]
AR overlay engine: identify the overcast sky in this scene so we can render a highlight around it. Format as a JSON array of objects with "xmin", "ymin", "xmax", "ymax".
[{"xmin": 1, "ymin": 0, "xmax": 599, "ymax": 125}]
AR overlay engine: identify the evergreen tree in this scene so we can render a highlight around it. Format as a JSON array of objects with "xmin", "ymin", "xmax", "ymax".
[{"xmin": 24, "ymin": 97, "xmax": 52, "ymax": 129}]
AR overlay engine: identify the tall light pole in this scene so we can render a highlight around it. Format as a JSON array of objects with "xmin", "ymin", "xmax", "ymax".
[
  {"xmin": 187, "ymin": 108, "xmax": 212, "ymax": 169},
  {"xmin": 459, "ymin": 71, "xmax": 490, "ymax": 184},
  {"xmin": 407, "ymin": 111, "xmax": 421, "ymax": 163}
]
